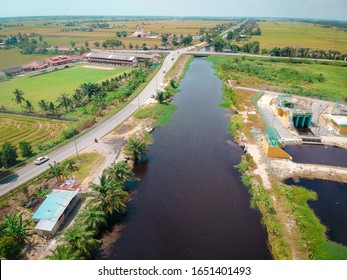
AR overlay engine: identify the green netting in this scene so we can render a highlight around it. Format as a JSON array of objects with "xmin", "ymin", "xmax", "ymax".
[{"xmin": 266, "ymin": 127, "xmax": 280, "ymax": 147}]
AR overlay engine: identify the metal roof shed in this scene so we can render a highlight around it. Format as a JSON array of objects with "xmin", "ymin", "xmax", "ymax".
[{"xmin": 32, "ymin": 189, "xmax": 81, "ymax": 237}]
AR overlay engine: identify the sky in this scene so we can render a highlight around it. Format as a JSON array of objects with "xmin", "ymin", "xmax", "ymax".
[{"xmin": 1, "ymin": 0, "xmax": 347, "ymax": 21}]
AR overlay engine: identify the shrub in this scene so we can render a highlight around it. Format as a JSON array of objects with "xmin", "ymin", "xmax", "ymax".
[
  {"xmin": 0, "ymin": 236, "xmax": 21, "ymax": 260},
  {"xmin": 61, "ymin": 127, "xmax": 78, "ymax": 140}
]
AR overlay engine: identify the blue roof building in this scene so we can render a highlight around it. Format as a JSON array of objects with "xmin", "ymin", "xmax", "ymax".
[{"xmin": 32, "ymin": 189, "xmax": 81, "ymax": 237}]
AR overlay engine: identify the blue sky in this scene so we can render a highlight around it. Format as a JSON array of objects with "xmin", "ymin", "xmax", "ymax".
[{"xmin": 1, "ymin": 0, "xmax": 347, "ymax": 20}]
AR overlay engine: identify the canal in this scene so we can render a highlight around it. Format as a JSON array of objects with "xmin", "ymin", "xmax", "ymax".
[
  {"xmin": 285, "ymin": 178, "xmax": 347, "ymax": 246},
  {"xmin": 101, "ymin": 58, "xmax": 271, "ymax": 260},
  {"xmin": 284, "ymin": 144, "xmax": 347, "ymax": 168}
]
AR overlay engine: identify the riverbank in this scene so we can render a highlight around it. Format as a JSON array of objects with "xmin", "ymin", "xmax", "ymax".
[{"xmin": 213, "ymin": 58, "xmax": 347, "ymax": 259}]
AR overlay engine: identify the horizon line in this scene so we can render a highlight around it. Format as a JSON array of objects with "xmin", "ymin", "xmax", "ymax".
[{"xmin": 0, "ymin": 15, "xmax": 346, "ymax": 22}]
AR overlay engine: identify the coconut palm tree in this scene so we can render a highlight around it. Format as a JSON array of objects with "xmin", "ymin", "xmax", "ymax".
[
  {"xmin": 77, "ymin": 206, "xmax": 107, "ymax": 232},
  {"xmin": 46, "ymin": 162, "xmax": 68, "ymax": 182},
  {"xmin": 124, "ymin": 135, "xmax": 148, "ymax": 163},
  {"xmin": 48, "ymin": 102, "xmax": 56, "ymax": 115},
  {"xmin": 105, "ymin": 161, "xmax": 135, "ymax": 184},
  {"xmin": 71, "ymin": 89, "xmax": 85, "ymax": 107},
  {"xmin": 61, "ymin": 226, "xmax": 98, "ymax": 259},
  {"xmin": 38, "ymin": 99, "xmax": 49, "ymax": 114},
  {"xmin": 46, "ymin": 245, "xmax": 82, "ymax": 260},
  {"xmin": 57, "ymin": 93, "xmax": 72, "ymax": 111},
  {"xmin": 0, "ymin": 212, "xmax": 32, "ymax": 244},
  {"xmin": 12, "ymin": 89, "xmax": 25, "ymax": 111},
  {"xmin": 155, "ymin": 91, "xmax": 166, "ymax": 104},
  {"xmin": 87, "ymin": 173, "xmax": 127, "ymax": 215},
  {"xmin": 23, "ymin": 99, "xmax": 34, "ymax": 113}
]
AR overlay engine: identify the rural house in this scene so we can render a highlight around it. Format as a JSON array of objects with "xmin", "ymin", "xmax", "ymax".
[{"xmin": 32, "ymin": 189, "xmax": 81, "ymax": 237}]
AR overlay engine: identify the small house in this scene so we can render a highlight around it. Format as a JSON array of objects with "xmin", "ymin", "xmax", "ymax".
[{"xmin": 32, "ymin": 189, "xmax": 81, "ymax": 237}]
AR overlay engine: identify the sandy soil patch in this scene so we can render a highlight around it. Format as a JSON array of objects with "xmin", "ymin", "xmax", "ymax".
[{"xmin": 82, "ymin": 65, "xmax": 114, "ymax": 70}]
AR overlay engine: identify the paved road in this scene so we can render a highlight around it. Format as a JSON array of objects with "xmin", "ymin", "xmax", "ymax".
[
  {"xmin": 220, "ymin": 19, "xmax": 249, "ymax": 38},
  {"xmin": 0, "ymin": 49, "xmax": 187, "ymax": 196}
]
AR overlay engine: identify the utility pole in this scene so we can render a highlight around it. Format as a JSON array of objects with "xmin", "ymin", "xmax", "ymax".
[{"xmin": 74, "ymin": 140, "xmax": 79, "ymax": 158}]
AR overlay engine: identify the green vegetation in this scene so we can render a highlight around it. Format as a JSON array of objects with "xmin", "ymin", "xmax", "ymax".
[
  {"xmin": 0, "ymin": 142, "xmax": 18, "ymax": 168},
  {"xmin": 47, "ymin": 160, "xmax": 133, "ymax": 260},
  {"xmin": 124, "ymin": 135, "xmax": 149, "ymax": 163},
  {"xmin": 206, "ymin": 56, "xmax": 347, "ymax": 101},
  {"xmin": 0, "ymin": 49, "xmax": 50, "ymax": 69},
  {"xmin": 135, "ymin": 104, "xmax": 177, "ymax": 127},
  {"xmin": 0, "ymin": 212, "xmax": 33, "ymax": 259},
  {"xmin": 235, "ymin": 154, "xmax": 292, "ymax": 259},
  {"xmin": 250, "ymin": 21, "xmax": 347, "ymax": 54},
  {"xmin": 0, "ymin": 65, "xmax": 130, "ymax": 111},
  {"xmin": 274, "ymin": 184, "xmax": 347, "ymax": 259},
  {"xmin": 228, "ymin": 114, "xmax": 244, "ymax": 137},
  {"xmin": 222, "ymin": 84, "xmax": 239, "ymax": 109},
  {"xmin": 0, "ymin": 113, "xmax": 69, "ymax": 154}
]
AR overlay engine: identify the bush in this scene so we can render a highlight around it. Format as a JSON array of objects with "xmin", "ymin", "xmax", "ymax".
[
  {"xmin": 61, "ymin": 127, "xmax": 78, "ymax": 140},
  {"xmin": 0, "ymin": 236, "xmax": 21, "ymax": 259}
]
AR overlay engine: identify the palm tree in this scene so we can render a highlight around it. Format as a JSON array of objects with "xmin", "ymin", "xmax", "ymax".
[
  {"xmin": 12, "ymin": 89, "xmax": 25, "ymax": 111},
  {"xmin": 48, "ymin": 102, "xmax": 56, "ymax": 115},
  {"xmin": 46, "ymin": 245, "xmax": 82, "ymax": 260},
  {"xmin": 105, "ymin": 161, "xmax": 135, "ymax": 184},
  {"xmin": 88, "ymin": 173, "xmax": 127, "ymax": 215},
  {"xmin": 46, "ymin": 162, "xmax": 68, "ymax": 182},
  {"xmin": 61, "ymin": 226, "xmax": 98, "ymax": 259},
  {"xmin": 38, "ymin": 99, "xmax": 49, "ymax": 114},
  {"xmin": 0, "ymin": 212, "xmax": 32, "ymax": 244},
  {"xmin": 71, "ymin": 89, "xmax": 85, "ymax": 107},
  {"xmin": 23, "ymin": 99, "xmax": 34, "ymax": 113},
  {"xmin": 63, "ymin": 158, "xmax": 77, "ymax": 172},
  {"xmin": 155, "ymin": 91, "xmax": 166, "ymax": 104},
  {"xmin": 77, "ymin": 206, "xmax": 107, "ymax": 232},
  {"xmin": 124, "ymin": 135, "xmax": 148, "ymax": 163},
  {"xmin": 57, "ymin": 93, "xmax": 72, "ymax": 111}
]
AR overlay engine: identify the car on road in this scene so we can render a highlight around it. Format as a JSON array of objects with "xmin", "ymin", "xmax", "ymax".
[{"xmin": 34, "ymin": 156, "xmax": 49, "ymax": 165}]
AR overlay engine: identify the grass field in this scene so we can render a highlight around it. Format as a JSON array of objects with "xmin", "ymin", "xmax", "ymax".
[
  {"xmin": 0, "ymin": 18, "xmax": 227, "ymax": 49},
  {"xmin": 206, "ymin": 56, "xmax": 347, "ymax": 101},
  {"xmin": 0, "ymin": 49, "xmax": 51, "ymax": 69},
  {"xmin": 0, "ymin": 65, "xmax": 130, "ymax": 111},
  {"xmin": 248, "ymin": 21, "xmax": 347, "ymax": 53},
  {"xmin": 0, "ymin": 113, "xmax": 69, "ymax": 152}
]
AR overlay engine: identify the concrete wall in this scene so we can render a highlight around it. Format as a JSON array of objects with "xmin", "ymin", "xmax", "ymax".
[{"xmin": 261, "ymin": 138, "xmax": 292, "ymax": 159}]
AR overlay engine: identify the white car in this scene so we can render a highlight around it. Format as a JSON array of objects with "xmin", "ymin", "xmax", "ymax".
[{"xmin": 34, "ymin": 156, "xmax": 49, "ymax": 165}]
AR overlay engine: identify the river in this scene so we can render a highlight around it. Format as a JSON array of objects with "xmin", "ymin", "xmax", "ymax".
[
  {"xmin": 285, "ymin": 178, "xmax": 347, "ymax": 246},
  {"xmin": 101, "ymin": 58, "xmax": 271, "ymax": 260}
]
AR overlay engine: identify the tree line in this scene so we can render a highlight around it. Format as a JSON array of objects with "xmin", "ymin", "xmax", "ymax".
[{"xmin": 1, "ymin": 66, "xmax": 153, "ymax": 170}]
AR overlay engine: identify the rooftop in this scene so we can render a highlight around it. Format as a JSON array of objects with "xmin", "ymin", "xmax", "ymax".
[
  {"xmin": 24, "ymin": 61, "xmax": 47, "ymax": 68},
  {"xmin": 330, "ymin": 115, "xmax": 347, "ymax": 126},
  {"xmin": 1, "ymin": 66, "xmax": 24, "ymax": 74},
  {"xmin": 32, "ymin": 189, "xmax": 79, "ymax": 223},
  {"xmin": 89, "ymin": 52, "xmax": 136, "ymax": 61}
]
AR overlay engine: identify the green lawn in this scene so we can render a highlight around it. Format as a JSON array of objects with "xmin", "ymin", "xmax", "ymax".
[
  {"xmin": 0, "ymin": 65, "xmax": 131, "ymax": 111},
  {"xmin": 206, "ymin": 56, "xmax": 347, "ymax": 101},
  {"xmin": 248, "ymin": 21, "xmax": 347, "ymax": 54},
  {"xmin": 0, "ymin": 48, "xmax": 50, "ymax": 69}
]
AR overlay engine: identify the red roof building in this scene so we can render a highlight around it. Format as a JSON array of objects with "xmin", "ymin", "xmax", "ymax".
[
  {"xmin": 45, "ymin": 55, "xmax": 74, "ymax": 66},
  {"xmin": 24, "ymin": 61, "xmax": 48, "ymax": 72}
]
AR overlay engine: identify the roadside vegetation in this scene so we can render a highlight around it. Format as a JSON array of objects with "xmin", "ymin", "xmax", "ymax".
[
  {"xmin": 47, "ymin": 133, "xmax": 151, "ymax": 260},
  {"xmin": 0, "ymin": 62, "xmax": 157, "ymax": 172}
]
